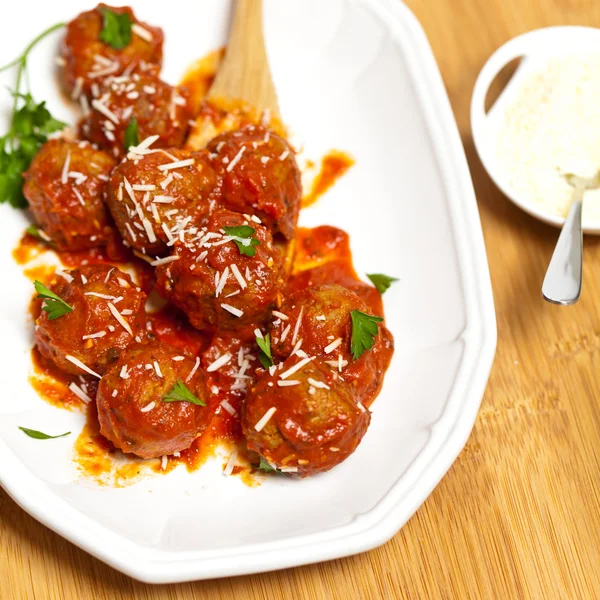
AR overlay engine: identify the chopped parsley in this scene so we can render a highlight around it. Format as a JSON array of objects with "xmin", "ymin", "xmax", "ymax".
[
  {"xmin": 256, "ymin": 456, "xmax": 281, "ymax": 474},
  {"xmin": 99, "ymin": 7, "xmax": 133, "ymax": 50},
  {"xmin": 256, "ymin": 333, "xmax": 274, "ymax": 369},
  {"xmin": 123, "ymin": 117, "xmax": 139, "ymax": 151},
  {"xmin": 222, "ymin": 225, "xmax": 261, "ymax": 257},
  {"xmin": 25, "ymin": 224, "xmax": 50, "ymax": 243},
  {"xmin": 19, "ymin": 426, "xmax": 70, "ymax": 440},
  {"xmin": 367, "ymin": 273, "xmax": 398, "ymax": 294},
  {"xmin": 34, "ymin": 280, "xmax": 73, "ymax": 320},
  {"xmin": 0, "ymin": 23, "xmax": 67, "ymax": 208},
  {"xmin": 350, "ymin": 310, "xmax": 383, "ymax": 360},
  {"xmin": 162, "ymin": 379, "xmax": 206, "ymax": 406}
]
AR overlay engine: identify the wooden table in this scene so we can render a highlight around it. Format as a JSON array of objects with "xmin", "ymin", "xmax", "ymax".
[{"xmin": 4, "ymin": 1, "xmax": 600, "ymax": 598}]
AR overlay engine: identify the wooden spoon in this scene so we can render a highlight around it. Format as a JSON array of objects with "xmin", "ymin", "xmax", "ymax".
[{"xmin": 208, "ymin": 0, "xmax": 280, "ymax": 120}]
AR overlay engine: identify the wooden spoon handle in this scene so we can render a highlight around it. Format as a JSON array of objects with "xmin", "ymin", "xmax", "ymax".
[{"xmin": 209, "ymin": 0, "xmax": 280, "ymax": 119}]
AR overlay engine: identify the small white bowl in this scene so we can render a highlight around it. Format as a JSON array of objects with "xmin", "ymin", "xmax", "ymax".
[{"xmin": 471, "ymin": 26, "xmax": 600, "ymax": 235}]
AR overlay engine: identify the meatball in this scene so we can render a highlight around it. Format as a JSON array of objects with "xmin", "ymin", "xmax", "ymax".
[
  {"xmin": 96, "ymin": 340, "xmax": 211, "ymax": 458},
  {"xmin": 270, "ymin": 284, "xmax": 392, "ymax": 404},
  {"xmin": 80, "ymin": 71, "xmax": 191, "ymax": 159},
  {"xmin": 23, "ymin": 139, "xmax": 116, "ymax": 251},
  {"xmin": 206, "ymin": 125, "xmax": 301, "ymax": 239},
  {"xmin": 105, "ymin": 148, "xmax": 219, "ymax": 255},
  {"xmin": 35, "ymin": 264, "xmax": 146, "ymax": 376},
  {"xmin": 61, "ymin": 4, "xmax": 163, "ymax": 98},
  {"xmin": 156, "ymin": 209, "xmax": 284, "ymax": 334},
  {"xmin": 242, "ymin": 359, "xmax": 370, "ymax": 476},
  {"xmin": 270, "ymin": 284, "xmax": 370, "ymax": 359}
]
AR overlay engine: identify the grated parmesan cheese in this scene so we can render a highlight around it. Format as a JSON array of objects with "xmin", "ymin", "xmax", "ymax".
[{"xmin": 496, "ymin": 54, "xmax": 600, "ymax": 223}]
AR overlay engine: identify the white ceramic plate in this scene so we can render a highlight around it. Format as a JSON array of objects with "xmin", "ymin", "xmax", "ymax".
[{"xmin": 0, "ymin": 0, "xmax": 496, "ymax": 583}]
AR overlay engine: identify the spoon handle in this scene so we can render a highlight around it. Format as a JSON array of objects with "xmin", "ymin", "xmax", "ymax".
[{"xmin": 542, "ymin": 189, "xmax": 583, "ymax": 305}]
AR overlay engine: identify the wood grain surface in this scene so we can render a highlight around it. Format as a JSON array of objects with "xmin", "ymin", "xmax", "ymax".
[{"xmin": 3, "ymin": 1, "xmax": 600, "ymax": 598}]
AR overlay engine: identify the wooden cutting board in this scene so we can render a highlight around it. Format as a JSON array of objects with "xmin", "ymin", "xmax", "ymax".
[{"xmin": 4, "ymin": 0, "xmax": 600, "ymax": 598}]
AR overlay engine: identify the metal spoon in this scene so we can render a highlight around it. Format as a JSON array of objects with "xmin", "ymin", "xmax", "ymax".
[{"xmin": 542, "ymin": 186, "xmax": 583, "ymax": 305}]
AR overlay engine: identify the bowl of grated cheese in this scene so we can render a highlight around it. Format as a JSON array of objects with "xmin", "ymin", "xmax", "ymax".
[{"xmin": 471, "ymin": 27, "xmax": 600, "ymax": 234}]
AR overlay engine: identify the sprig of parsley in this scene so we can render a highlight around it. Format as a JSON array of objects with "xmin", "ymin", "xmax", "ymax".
[
  {"xmin": 19, "ymin": 426, "xmax": 70, "ymax": 440},
  {"xmin": 367, "ymin": 273, "xmax": 398, "ymax": 294},
  {"xmin": 0, "ymin": 23, "xmax": 67, "ymax": 208},
  {"xmin": 350, "ymin": 310, "xmax": 383, "ymax": 360},
  {"xmin": 162, "ymin": 379, "xmax": 206, "ymax": 406},
  {"xmin": 34, "ymin": 280, "xmax": 73, "ymax": 320},
  {"xmin": 256, "ymin": 333, "xmax": 273, "ymax": 369},
  {"xmin": 99, "ymin": 8, "xmax": 133, "ymax": 50},
  {"xmin": 222, "ymin": 225, "xmax": 261, "ymax": 257},
  {"xmin": 124, "ymin": 117, "xmax": 139, "ymax": 150}
]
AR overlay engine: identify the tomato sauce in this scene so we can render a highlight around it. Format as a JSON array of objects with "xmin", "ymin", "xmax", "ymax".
[
  {"xmin": 12, "ymin": 232, "xmax": 47, "ymax": 265},
  {"xmin": 302, "ymin": 150, "xmax": 355, "ymax": 208},
  {"xmin": 29, "ymin": 347, "xmax": 93, "ymax": 411},
  {"xmin": 20, "ymin": 223, "xmax": 374, "ymax": 482},
  {"xmin": 180, "ymin": 48, "xmax": 225, "ymax": 115},
  {"xmin": 13, "ymin": 50, "xmax": 371, "ymax": 485}
]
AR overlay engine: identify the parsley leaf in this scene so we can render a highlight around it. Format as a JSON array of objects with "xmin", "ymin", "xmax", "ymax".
[
  {"xmin": 350, "ymin": 310, "xmax": 383, "ymax": 360},
  {"xmin": 0, "ymin": 23, "xmax": 67, "ymax": 209},
  {"xmin": 222, "ymin": 225, "xmax": 261, "ymax": 257},
  {"xmin": 162, "ymin": 379, "xmax": 206, "ymax": 406},
  {"xmin": 19, "ymin": 426, "xmax": 70, "ymax": 440},
  {"xmin": 25, "ymin": 224, "xmax": 54, "ymax": 246},
  {"xmin": 124, "ymin": 117, "xmax": 139, "ymax": 151},
  {"xmin": 1, "ymin": 93, "xmax": 67, "ymax": 208},
  {"xmin": 34, "ymin": 280, "xmax": 73, "ymax": 320},
  {"xmin": 256, "ymin": 456, "xmax": 281, "ymax": 474},
  {"xmin": 26, "ymin": 224, "xmax": 41, "ymax": 238},
  {"xmin": 256, "ymin": 333, "xmax": 273, "ymax": 369},
  {"xmin": 99, "ymin": 8, "xmax": 133, "ymax": 50},
  {"xmin": 367, "ymin": 273, "xmax": 398, "ymax": 294}
]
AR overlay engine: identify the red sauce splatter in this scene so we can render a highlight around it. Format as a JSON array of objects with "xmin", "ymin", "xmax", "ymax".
[
  {"xmin": 12, "ymin": 233, "xmax": 47, "ymax": 265},
  {"xmin": 302, "ymin": 150, "xmax": 355, "ymax": 208}
]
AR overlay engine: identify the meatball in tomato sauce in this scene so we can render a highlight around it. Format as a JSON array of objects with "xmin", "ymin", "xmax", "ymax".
[
  {"xmin": 242, "ymin": 359, "xmax": 370, "ymax": 476},
  {"xmin": 206, "ymin": 125, "xmax": 301, "ymax": 240},
  {"xmin": 35, "ymin": 264, "xmax": 146, "ymax": 376},
  {"xmin": 270, "ymin": 284, "xmax": 393, "ymax": 404},
  {"xmin": 61, "ymin": 4, "xmax": 163, "ymax": 99},
  {"xmin": 96, "ymin": 340, "xmax": 211, "ymax": 458},
  {"xmin": 23, "ymin": 139, "xmax": 116, "ymax": 251},
  {"xmin": 80, "ymin": 70, "xmax": 191, "ymax": 159},
  {"xmin": 105, "ymin": 148, "xmax": 219, "ymax": 255},
  {"xmin": 156, "ymin": 209, "xmax": 284, "ymax": 334}
]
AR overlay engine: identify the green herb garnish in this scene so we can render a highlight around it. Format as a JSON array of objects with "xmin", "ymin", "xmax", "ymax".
[
  {"xmin": 222, "ymin": 225, "xmax": 261, "ymax": 257},
  {"xmin": 367, "ymin": 273, "xmax": 398, "ymax": 294},
  {"xmin": 19, "ymin": 426, "xmax": 70, "ymax": 440},
  {"xmin": 99, "ymin": 7, "xmax": 133, "ymax": 50},
  {"xmin": 123, "ymin": 117, "xmax": 139, "ymax": 151},
  {"xmin": 0, "ymin": 23, "xmax": 67, "ymax": 208},
  {"xmin": 162, "ymin": 379, "xmax": 206, "ymax": 406},
  {"xmin": 257, "ymin": 456, "xmax": 281, "ymax": 474},
  {"xmin": 34, "ymin": 280, "xmax": 73, "ymax": 320},
  {"xmin": 256, "ymin": 333, "xmax": 273, "ymax": 369},
  {"xmin": 26, "ymin": 224, "xmax": 44, "ymax": 240},
  {"xmin": 350, "ymin": 310, "xmax": 383, "ymax": 360}
]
